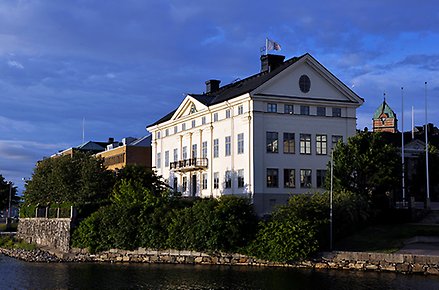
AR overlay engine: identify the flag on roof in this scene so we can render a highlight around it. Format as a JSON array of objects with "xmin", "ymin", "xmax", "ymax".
[{"xmin": 266, "ymin": 38, "xmax": 281, "ymax": 51}]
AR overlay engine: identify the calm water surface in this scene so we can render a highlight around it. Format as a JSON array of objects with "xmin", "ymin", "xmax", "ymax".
[{"xmin": 2, "ymin": 255, "xmax": 439, "ymax": 289}]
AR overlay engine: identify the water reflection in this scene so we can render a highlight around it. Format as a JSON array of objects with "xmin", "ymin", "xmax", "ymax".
[{"xmin": 1, "ymin": 255, "xmax": 439, "ymax": 289}]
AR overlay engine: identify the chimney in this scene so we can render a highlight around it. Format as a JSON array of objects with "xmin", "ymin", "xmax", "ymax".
[
  {"xmin": 260, "ymin": 54, "xmax": 285, "ymax": 72},
  {"xmin": 205, "ymin": 79, "xmax": 221, "ymax": 94}
]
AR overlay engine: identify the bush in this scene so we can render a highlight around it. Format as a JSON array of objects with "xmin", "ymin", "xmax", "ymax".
[
  {"xmin": 166, "ymin": 196, "xmax": 258, "ymax": 253},
  {"xmin": 248, "ymin": 219, "xmax": 318, "ymax": 262}
]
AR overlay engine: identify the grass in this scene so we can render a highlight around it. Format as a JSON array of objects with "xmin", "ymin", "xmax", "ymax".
[
  {"xmin": 0, "ymin": 223, "xmax": 18, "ymax": 232},
  {"xmin": 335, "ymin": 224, "xmax": 439, "ymax": 253},
  {"xmin": 0, "ymin": 236, "xmax": 37, "ymax": 251}
]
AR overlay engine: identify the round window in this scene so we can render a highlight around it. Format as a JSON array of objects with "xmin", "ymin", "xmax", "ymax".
[{"xmin": 299, "ymin": 75, "xmax": 311, "ymax": 93}]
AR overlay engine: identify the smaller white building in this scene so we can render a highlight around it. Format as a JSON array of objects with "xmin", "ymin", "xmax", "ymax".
[{"xmin": 147, "ymin": 53, "xmax": 363, "ymax": 214}]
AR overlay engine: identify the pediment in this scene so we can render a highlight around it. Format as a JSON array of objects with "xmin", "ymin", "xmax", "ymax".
[
  {"xmin": 252, "ymin": 54, "xmax": 363, "ymax": 105},
  {"xmin": 171, "ymin": 95, "xmax": 208, "ymax": 121},
  {"xmin": 405, "ymin": 139, "xmax": 425, "ymax": 151}
]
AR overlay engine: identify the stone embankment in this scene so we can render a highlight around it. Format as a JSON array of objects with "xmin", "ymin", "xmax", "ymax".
[
  {"xmin": 2, "ymin": 247, "xmax": 439, "ymax": 275},
  {"xmin": 0, "ymin": 248, "xmax": 60, "ymax": 262}
]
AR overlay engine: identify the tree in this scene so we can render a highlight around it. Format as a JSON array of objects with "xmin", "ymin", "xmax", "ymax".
[
  {"xmin": 23, "ymin": 152, "xmax": 114, "ymax": 206},
  {"xmin": 0, "ymin": 175, "xmax": 19, "ymax": 212},
  {"xmin": 329, "ymin": 131, "xmax": 400, "ymax": 209}
]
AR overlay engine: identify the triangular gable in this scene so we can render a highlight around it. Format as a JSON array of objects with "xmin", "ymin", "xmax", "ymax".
[
  {"xmin": 252, "ymin": 54, "xmax": 363, "ymax": 105},
  {"xmin": 171, "ymin": 95, "xmax": 209, "ymax": 121},
  {"xmin": 405, "ymin": 139, "xmax": 425, "ymax": 151}
]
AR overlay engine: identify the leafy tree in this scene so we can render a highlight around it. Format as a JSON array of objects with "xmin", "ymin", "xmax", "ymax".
[
  {"xmin": 23, "ymin": 152, "xmax": 114, "ymax": 206},
  {"xmin": 329, "ymin": 131, "xmax": 400, "ymax": 209},
  {"xmin": 0, "ymin": 175, "xmax": 20, "ymax": 212}
]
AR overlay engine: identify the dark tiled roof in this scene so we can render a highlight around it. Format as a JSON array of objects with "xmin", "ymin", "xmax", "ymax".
[{"xmin": 147, "ymin": 54, "xmax": 306, "ymax": 127}]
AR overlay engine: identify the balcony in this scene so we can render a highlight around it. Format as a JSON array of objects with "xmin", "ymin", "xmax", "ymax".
[{"xmin": 170, "ymin": 158, "xmax": 208, "ymax": 172}]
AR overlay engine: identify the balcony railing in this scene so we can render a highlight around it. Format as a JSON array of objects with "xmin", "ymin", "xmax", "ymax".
[{"xmin": 170, "ymin": 158, "xmax": 208, "ymax": 172}]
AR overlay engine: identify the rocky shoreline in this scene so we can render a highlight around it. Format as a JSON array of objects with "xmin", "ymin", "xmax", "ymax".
[{"xmin": 2, "ymin": 246, "xmax": 439, "ymax": 276}]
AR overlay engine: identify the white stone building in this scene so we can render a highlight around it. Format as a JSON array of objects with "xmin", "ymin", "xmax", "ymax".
[{"xmin": 147, "ymin": 53, "xmax": 363, "ymax": 214}]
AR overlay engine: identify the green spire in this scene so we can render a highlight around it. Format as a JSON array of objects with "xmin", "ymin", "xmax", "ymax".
[{"xmin": 373, "ymin": 99, "xmax": 396, "ymax": 119}]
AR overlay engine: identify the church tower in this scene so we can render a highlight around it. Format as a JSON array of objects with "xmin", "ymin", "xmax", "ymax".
[{"xmin": 373, "ymin": 98, "xmax": 397, "ymax": 133}]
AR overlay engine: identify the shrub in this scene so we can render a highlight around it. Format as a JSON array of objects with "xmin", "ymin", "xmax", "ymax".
[{"xmin": 248, "ymin": 219, "xmax": 318, "ymax": 262}]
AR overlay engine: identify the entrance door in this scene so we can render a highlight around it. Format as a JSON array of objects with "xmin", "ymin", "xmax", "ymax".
[{"xmin": 191, "ymin": 174, "xmax": 197, "ymax": 197}]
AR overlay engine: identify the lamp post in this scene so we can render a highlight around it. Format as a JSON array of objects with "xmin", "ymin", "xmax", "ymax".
[
  {"xmin": 425, "ymin": 82, "xmax": 430, "ymax": 209},
  {"xmin": 8, "ymin": 182, "xmax": 12, "ymax": 219},
  {"xmin": 330, "ymin": 150, "xmax": 334, "ymax": 251}
]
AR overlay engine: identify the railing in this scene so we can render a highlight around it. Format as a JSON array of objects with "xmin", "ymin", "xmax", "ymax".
[{"xmin": 170, "ymin": 158, "xmax": 208, "ymax": 171}]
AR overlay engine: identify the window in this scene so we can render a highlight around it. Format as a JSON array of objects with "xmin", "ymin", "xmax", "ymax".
[
  {"xmin": 173, "ymin": 148, "xmax": 178, "ymax": 162},
  {"xmin": 182, "ymin": 123, "xmax": 186, "ymax": 131},
  {"xmin": 202, "ymin": 173, "xmax": 208, "ymax": 190},
  {"xmin": 332, "ymin": 107, "xmax": 342, "ymax": 117},
  {"xmin": 266, "ymin": 132, "xmax": 278, "ymax": 153},
  {"xmin": 173, "ymin": 177, "xmax": 178, "ymax": 192},
  {"xmin": 300, "ymin": 134, "xmax": 311, "ymax": 154},
  {"xmin": 191, "ymin": 120, "xmax": 196, "ymax": 128},
  {"xmin": 317, "ymin": 107, "xmax": 326, "ymax": 116},
  {"xmin": 226, "ymin": 109, "xmax": 231, "ymax": 118},
  {"xmin": 156, "ymin": 153, "xmax": 161, "ymax": 168},
  {"xmin": 332, "ymin": 135, "xmax": 343, "ymax": 149},
  {"xmin": 213, "ymin": 139, "xmax": 219, "ymax": 158},
  {"xmin": 267, "ymin": 103, "xmax": 277, "ymax": 113},
  {"xmin": 237, "ymin": 133, "xmax": 244, "ymax": 154},
  {"xmin": 202, "ymin": 116, "xmax": 206, "ymax": 125},
  {"xmin": 214, "ymin": 172, "xmax": 219, "ymax": 189},
  {"xmin": 238, "ymin": 169, "xmax": 244, "ymax": 188},
  {"xmin": 182, "ymin": 176, "xmax": 187, "ymax": 192},
  {"xmin": 225, "ymin": 171, "xmax": 232, "ymax": 188},
  {"xmin": 316, "ymin": 134, "xmax": 327, "ymax": 155},
  {"xmin": 202, "ymin": 141, "xmax": 207, "ymax": 158},
  {"xmin": 165, "ymin": 129, "xmax": 169, "ymax": 137},
  {"xmin": 299, "ymin": 75, "xmax": 311, "ymax": 93},
  {"xmin": 214, "ymin": 113, "xmax": 218, "ymax": 122},
  {"xmin": 190, "ymin": 104, "xmax": 196, "ymax": 114},
  {"xmin": 174, "ymin": 126, "xmax": 178, "ymax": 134},
  {"xmin": 192, "ymin": 144, "xmax": 197, "ymax": 158},
  {"xmin": 283, "ymin": 133, "xmax": 295, "ymax": 154},
  {"xmin": 164, "ymin": 151, "xmax": 169, "ymax": 167},
  {"xmin": 284, "ymin": 104, "xmax": 294, "ymax": 114},
  {"xmin": 267, "ymin": 168, "xmax": 279, "ymax": 188},
  {"xmin": 300, "ymin": 169, "xmax": 312, "ymax": 188},
  {"xmin": 300, "ymin": 105, "xmax": 310, "ymax": 115},
  {"xmin": 225, "ymin": 136, "xmax": 231, "ymax": 156},
  {"xmin": 238, "ymin": 105, "xmax": 244, "ymax": 115},
  {"xmin": 284, "ymin": 169, "xmax": 295, "ymax": 188},
  {"xmin": 157, "ymin": 131, "xmax": 161, "ymax": 139},
  {"xmin": 182, "ymin": 146, "xmax": 187, "ymax": 160},
  {"xmin": 317, "ymin": 170, "xmax": 327, "ymax": 188}
]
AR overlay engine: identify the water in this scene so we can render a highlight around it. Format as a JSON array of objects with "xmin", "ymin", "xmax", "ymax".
[{"xmin": 2, "ymin": 255, "xmax": 439, "ymax": 289}]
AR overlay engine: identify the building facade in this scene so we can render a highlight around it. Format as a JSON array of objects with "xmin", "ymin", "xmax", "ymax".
[
  {"xmin": 147, "ymin": 53, "xmax": 363, "ymax": 214},
  {"xmin": 96, "ymin": 136, "xmax": 152, "ymax": 171}
]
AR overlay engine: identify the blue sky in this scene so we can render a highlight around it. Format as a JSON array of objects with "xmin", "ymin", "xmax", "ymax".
[{"xmin": 1, "ymin": 0, "xmax": 439, "ymax": 191}]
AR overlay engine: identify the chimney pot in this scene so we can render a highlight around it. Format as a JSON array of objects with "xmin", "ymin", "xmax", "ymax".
[
  {"xmin": 260, "ymin": 54, "xmax": 285, "ymax": 72},
  {"xmin": 205, "ymin": 79, "xmax": 221, "ymax": 94}
]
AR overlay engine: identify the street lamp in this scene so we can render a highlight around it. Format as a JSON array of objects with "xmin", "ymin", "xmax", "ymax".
[{"xmin": 8, "ymin": 181, "xmax": 12, "ymax": 219}]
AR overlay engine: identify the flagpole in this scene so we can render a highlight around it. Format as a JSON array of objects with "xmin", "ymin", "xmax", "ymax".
[
  {"xmin": 401, "ymin": 87, "xmax": 405, "ymax": 206},
  {"xmin": 425, "ymin": 81, "xmax": 430, "ymax": 209},
  {"xmin": 412, "ymin": 106, "xmax": 414, "ymax": 140},
  {"xmin": 265, "ymin": 38, "xmax": 268, "ymax": 55}
]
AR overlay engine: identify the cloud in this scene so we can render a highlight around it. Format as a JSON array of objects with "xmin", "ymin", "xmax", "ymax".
[{"xmin": 7, "ymin": 60, "xmax": 24, "ymax": 69}]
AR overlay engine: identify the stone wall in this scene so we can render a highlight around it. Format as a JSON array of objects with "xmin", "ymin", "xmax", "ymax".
[
  {"xmin": 315, "ymin": 251, "xmax": 439, "ymax": 275},
  {"xmin": 17, "ymin": 218, "xmax": 72, "ymax": 253}
]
